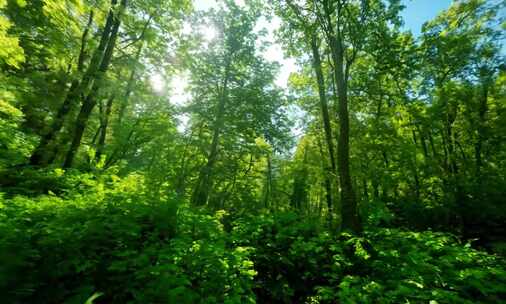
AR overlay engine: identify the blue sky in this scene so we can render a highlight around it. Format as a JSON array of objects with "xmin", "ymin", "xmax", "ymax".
[{"xmin": 400, "ymin": 0, "xmax": 452, "ymax": 36}]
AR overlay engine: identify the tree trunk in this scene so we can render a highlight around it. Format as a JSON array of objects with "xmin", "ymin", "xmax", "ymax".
[
  {"xmin": 95, "ymin": 94, "xmax": 115, "ymax": 162},
  {"xmin": 440, "ymin": 87, "xmax": 458, "ymax": 176},
  {"xmin": 362, "ymin": 178, "xmax": 369, "ymax": 202},
  {"xmin": 412, "ymin": 131, "xmax": 421, "ymax": 201},
  {"xmin": 334, "ymin": 41, "xmax": 361, "ymax": 232},
  {"xmin": 428, "ymin": 130, "xmax": 438, "ymax": 159},
  {"xmin": 310, "ymin": 33, "xmax": 338, "ymax": 214},
  {"xmin": 319, "ymin": 1, "xmax": 362, "ymax": 233},
  {"xmin": 29, "ymin": 10, "xmax": 95, "ymax": 166},
  {"xmin": 263, "ymin": 153, "xmax": 273, "ymax": 209},
  {"xmin": 175, "ymin": 127, "xmax": 198, "ymax": 199},
  {"xmin": 310, "ymin": 34, "xmax": 337, "ymax": 172},
  {"xmin": 316, "ymin": 130, "xmax": 333, "ymax": 216},
  {"xmin": 475, "ymin": 79, "xmax": 489, "ymax": 178},
  {"xmin": 117, "ymin": 17, "xmax": 152, "ymax": 125},
  {"xmin": 63, "ymin": 0, "xmax": 126, "ymax": 168},
  {"xmin": 417, "ymin": 125, "xmax": 429, "ymax": 161},
  {"xmin": 372, "ymin": 179, "xmax": 379, "ymax": 201},
  {"xmin": 291, "ymin": 147, "xmax": 308, "ymax": 210},
  {"xmin": 191, "ymin": 58, "xmax": 232, "ymax": 206},
  {"xmin": 104, "ymin": 119, "xmax": 140, "ymax": 169}
]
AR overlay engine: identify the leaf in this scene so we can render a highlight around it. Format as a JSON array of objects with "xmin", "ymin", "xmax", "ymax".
[{"xmin": 84, "ymin": 292, "xmax": 103, "ymax": 304}]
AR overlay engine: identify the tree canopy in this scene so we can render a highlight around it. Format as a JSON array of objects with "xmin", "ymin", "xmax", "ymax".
[{"xmin": 0, "ymin": 0, "xmax": 505, "ymax": 303}]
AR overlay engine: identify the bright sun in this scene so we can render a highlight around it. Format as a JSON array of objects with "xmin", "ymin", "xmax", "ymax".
[
  {"xmin": 149, "ymin": 73, "xmax": 165, "ymax": 94},
  {"xmin": 201, "ymin": 24, "xmax": 218, "ymax": 42},
  {"xmin": 170, "ymin": 74, "xmax": 190, "ymax": 106}
]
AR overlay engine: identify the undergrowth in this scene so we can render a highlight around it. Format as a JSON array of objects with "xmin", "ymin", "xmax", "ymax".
[{"xmin": 1, "ymin": 173, "xmax": 504, "ymax": 303}]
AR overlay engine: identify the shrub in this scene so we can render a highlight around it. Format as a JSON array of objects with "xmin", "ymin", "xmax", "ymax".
[
  {"xmin": 231, "ymin": 212, "xmax": 506, "ymax": 303},
  {"xmin": 0, "ymin": 174, "xmax": 256, "ymax": 303},
  {"xmin": 1, "ymin": 175, "xmax": 504, "ymax": 304},
  {"xmin": 324, "ymin": 229, "xmax": 506, "ymax": 304}
]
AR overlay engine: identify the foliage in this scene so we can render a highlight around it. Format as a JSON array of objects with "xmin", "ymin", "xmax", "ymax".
[
  {"xmin": 0, "ymin": 0, "xmax": 25, "ymax": 68},
  {"xmin": 231, "ymin": 212, "xmax": 506, "ymax": 303},
  {"xmin": 318, "ymin": 229, "xmax": 506, "ymax": 304},
  {"xmin": 0, "ymin": 0, "xmax": 505, "ymax": 303},
  {"xmin": 0, "ymin": 99, "xmax": 35, "ymax": 168},
  {"xmin": 2, "ymin": 181, "xmax": 504, "ymax": 304},
  {"xmin": 0, "ymin": 174, "xmax": 256, "ymax": 303}
]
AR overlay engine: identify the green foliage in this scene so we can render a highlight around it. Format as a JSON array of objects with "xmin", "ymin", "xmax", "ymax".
[
  {"xmin": 0, "ymin": 99, "xmax": 35, "ymax": 168},
  {"xmin": 231, "ymin": 212, "xmax": 328, "ymax": 302},
  {"xmin": 0, "ymin": 173, "xmax": 256, "ymax": 303},
  {"xmin": 0, "ymin": 171, "xmax": 505, "ymax": 304},
  {"xmin": 316, "ymin": 229, "xmax": 506, "ymax": 304},
  {"xmin": 0, "ymin": 0, "xmax": 505, "ymax": 303},
  {"xmin": 231, "ymin": 212, "xmax": 506, "ymax": 303},
  {"xmin": 0, "ymin": 0, "xmax": 24, "ymax": 68}
]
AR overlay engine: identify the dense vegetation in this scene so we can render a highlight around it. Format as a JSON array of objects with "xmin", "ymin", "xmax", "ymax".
[{"xmin": 1, "ymin": 0, "xmax": 505, "ymax": 303}]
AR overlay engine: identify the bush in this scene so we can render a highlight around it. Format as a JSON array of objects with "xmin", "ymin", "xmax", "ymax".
[
  {"xmin": 231, "ymin": 212, "xmax": 506, "ymax": 303},
  {"xmin": 1, "ymin": 173, "xmax": 504, "ymax": 304},
  {"xmin": 314, "ymin": 229, "xmax": 506, "ymax": 304},
  {"xmin": 0, "ymin": 174, "xmax": 256, "ymax": 303},
  {"xmin": 231, "ymin": 212, "xmax": 330, "ymax": 302}
]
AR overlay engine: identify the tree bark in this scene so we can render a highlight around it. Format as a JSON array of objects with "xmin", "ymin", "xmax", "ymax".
[
  {"xmin": 104, "ymin": 119, "xmax": 140, "ymax": 169},
  {"xmin": 316, "ymin": 129, "xmax": 333, "ymax": 215},
  {"xmin": 319, "ymin": 0, "xmax": 362, "ymax": 233},
  {"xmin": 63, "ymin": 0, "xmax": 127, "ymax": 168},
  {"xmin": 117, "ymin": 16, "xmax": 152, "ymax": 125},
  {"xmin": 412, "ymin": 131, "xmax": 421, "ymax": 201},
  {"xmin": 416, "ymin": 125, "xmax": 429, "ymax": 161},
  {"xmin": 290, "ymin": 146, "xmax": 308, "ymax": 210},
  {"xmin": 95, "ymin": 94, "xmax": 115, "ymax": 162},
  {"xmin": 310, "ymin": 33, "xmax": 338, "ymax": 213},
  {"xmin": 331, "ymin": 33, "xmax": 361, "ymax": 233},
  {"xmin": 428, "ymin": 130, "xmax": 436, "ymax": 156},
  {"xmin": 263, "ymin": 153, "xmax": 273, "ymax": 209},
  {"xmin": 29, "ymin": 9, "xmax": 95, "ymax": 166}
]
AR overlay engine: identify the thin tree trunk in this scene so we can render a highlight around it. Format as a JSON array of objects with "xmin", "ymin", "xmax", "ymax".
[
  {"xmin": 29, "ymin": 9, "xmax": 95, "ymax": 166},
  {"xmin": 417, "ymin": 125, "xmax": 429, "ymax": 161},
  {"xmin": 104, "ymin": 119, "xmax": 140, "ymax": 169},
  {"xmin": 95, "ymin": 94, "xmax": 115, "ymax": 162},
  {"xmin": 323, "ymin": 1, "xmax": 361, "ymax": 233},
  {"xmin": 428, "ymin": 130, "xmax": 438, "ymax": 159},
  {"xmin": 412, "ymin": 131, "xmax": 421, "ymax": 201},
  {"xmin": 441, "ymin": 127, "xmax": 449, "ymax": 172},
  {"xmin": 440, "ymin": 87, "xmax": 458, "ymax": 176},
  {"xmin": 372, "ymin": 179, "xmax": 379, "ymax": 201},
  {"xmin": 263, "ymin": 153, "xmax": 273, "ymax": 209},
  {"xmin": 191, "ymin": 58, "xmax": 232, "ymax": 206},
  {"xmin": 316, "ymin": 130, "xmax": 333, "ymax": 216},
  {"xmin": 175, "ymin": 127, "xmax": 199, "ymax": 199},
  {"xmin": 310, "ymin": 33, "xmax": 338, "ymax": 214},
  {"xmin": 362, "ymin": 178, "xmax": 369, "ymax": 202},
  {"xmin": 291, "ymin": 146, "xmax": 308, "ymax": 210},
  {"xmin": 475, "ymin": 79, "xmax": 488, "ymax": 178},
  {"xmin": 310, "ymin": 34, "xmax": 337, "ymax": 171},
  {"xmin": 117, "ymin": 16, "xmax": 152, "ymax": 125},
  {"xmin": 63, "ymin": 0, "xmax": 127, "ymax": 168}
]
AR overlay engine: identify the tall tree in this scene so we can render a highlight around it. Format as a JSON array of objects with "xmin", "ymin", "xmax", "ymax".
[
  {"xmin": 276, "ymin": 0, "xmax": 339, "ymax": 215},
  {"xmin": 189, "ymin": 1, "xmax": 289, "ymax": 206}
]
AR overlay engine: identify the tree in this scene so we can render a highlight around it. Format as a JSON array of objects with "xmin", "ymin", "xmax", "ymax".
[
  {"xmin": 275, "ymin": 0, "xmax": 339, "ymax": 217},
  {"xmin": 188, "ymin": 1, "xmax": 290, "ymax": 207}
]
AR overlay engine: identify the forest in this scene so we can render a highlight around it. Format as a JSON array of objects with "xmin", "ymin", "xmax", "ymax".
[{"xmin": 0, "ymin": 0, "xmax": 505, "ymax": 302}]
